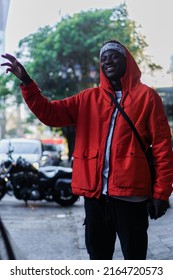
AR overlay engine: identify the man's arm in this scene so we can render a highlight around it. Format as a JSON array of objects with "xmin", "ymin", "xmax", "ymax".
[
  {"xmin": 1, "ymin": 53, "xmax": 78, "ymax": 127},
  {"xmin": 147, "ymin": 89, "xmax": 173, "ymax": 219}
]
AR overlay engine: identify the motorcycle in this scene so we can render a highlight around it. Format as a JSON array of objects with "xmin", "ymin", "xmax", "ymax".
[{"xmin": 0, "ymin": 148, "xmax": 79, "ymax": 207}]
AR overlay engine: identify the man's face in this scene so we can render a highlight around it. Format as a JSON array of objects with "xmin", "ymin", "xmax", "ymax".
[{"xmin": 100, "ymin": 49, "xmax": 126, "ymax": 81}]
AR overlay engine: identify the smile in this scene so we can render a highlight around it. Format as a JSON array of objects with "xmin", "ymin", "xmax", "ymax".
[{"xmin": 105, "ymin": 66, "xmax": 115, "ymax": 72}]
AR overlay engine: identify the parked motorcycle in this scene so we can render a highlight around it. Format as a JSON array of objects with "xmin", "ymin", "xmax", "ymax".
[{"xmin": 0, "ymin": 148, "xmax": 79, "ymax": 206}]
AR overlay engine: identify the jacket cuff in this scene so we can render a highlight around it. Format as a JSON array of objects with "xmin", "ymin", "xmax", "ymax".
[
  {"xmin": 20, "ymin": 80, "xmax": 41, "ymax": 98},
  {"xmin": 153, "ymin": 191, "xmax": 170, "ymax": 201}
]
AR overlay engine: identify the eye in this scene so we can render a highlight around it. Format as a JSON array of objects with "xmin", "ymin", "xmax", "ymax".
[
  {"xmin": 111, "ymin": 54, "xmax": 118, "ymax": 60},
  {"xmin": 101, "ymin": 56, "xmax": 107, "ymax": 62}
]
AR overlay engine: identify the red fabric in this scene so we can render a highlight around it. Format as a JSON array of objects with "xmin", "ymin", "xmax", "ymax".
[{"xmin": 21, "ymin": 46, "xmax": 173, "ymax": 200}]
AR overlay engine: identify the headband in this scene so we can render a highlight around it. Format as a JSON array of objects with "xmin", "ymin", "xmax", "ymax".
[{"xmin": 100, "ymin": 42, "xmax": 126, "ymax": 57}]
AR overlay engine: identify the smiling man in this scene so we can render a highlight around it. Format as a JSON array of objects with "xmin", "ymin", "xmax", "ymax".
[{"xmin": 1, "ymin": 40, "xmax": 173, "ymax": 260}]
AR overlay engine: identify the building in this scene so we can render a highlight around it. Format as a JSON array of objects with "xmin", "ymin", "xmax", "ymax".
[
  {"xmin": 0, "ymin": 0, "xmax": 10, "ymax": 55},
  {"xmin": 156, "ymin": 87, "xmax": 173, "ymax": 138}
]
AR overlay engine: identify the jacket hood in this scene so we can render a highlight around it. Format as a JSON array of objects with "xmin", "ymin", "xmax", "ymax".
[{"xmin": 99, "ymin": 46, "xmax": 141, "ymax": 95}]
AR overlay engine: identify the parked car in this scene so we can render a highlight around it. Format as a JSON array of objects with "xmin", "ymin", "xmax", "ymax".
[
  {"xmin": 41, "ymin": 143, "xmax": 62, "ymax": 166},
  {"xmin": 42, "ymin": 138, "xmax": 68, "ymax": 160},
  {"xmin": 0, "ymin": 138, "xmax": 43, "ymax": 168}
]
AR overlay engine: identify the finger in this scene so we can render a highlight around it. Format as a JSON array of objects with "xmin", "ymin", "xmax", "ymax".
[
  {"xmin": 1, "ymin": 62, "xmax": 12, "ymax": 67},
  {"xmin": 1, "ymin": 53, "xmax": 16, "ymax": 61},
  {"xmin": 161, "ymin": 209, "xmax": 167, "ymax": 216},
  {"xmin": 5, "ymin": 68, "xmax": 13, "ymax": 74},
  {"xmin": 152, "ymin": 207, "xmax": 159, "ymax": 219},
  {"xmin": 154, "ymin": 209, "xmax": 166, "ymax": 219},
  {"xmin": 1, "ymin": 53, "xmax": 17, "ymax": 63},
  {"xmin": 1, "ymin": 62, "xmax": 13, "ymax": 74}
]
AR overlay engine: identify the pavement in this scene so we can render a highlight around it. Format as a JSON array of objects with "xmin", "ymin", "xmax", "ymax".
[{"xmin": 146, "ymin": 194, "xmax": 173, "ymax": 260}]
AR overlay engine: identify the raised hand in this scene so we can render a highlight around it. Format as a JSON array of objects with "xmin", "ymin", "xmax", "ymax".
[{"xmin": 1, "ymin": 53, "xmax": 31, "ymax": 85}]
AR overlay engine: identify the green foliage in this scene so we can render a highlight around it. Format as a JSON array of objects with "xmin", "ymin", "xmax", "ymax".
[
  {"xmin": 0, "ymin": 74, "xmax": 12, "ymax": 109},
  {"xmin": 0, "ymin": 73, "xmax": 14, "ymax": 138},
  {"xmin": 15, "ymin": 2, "xmax": 158, "ymax": 101}
]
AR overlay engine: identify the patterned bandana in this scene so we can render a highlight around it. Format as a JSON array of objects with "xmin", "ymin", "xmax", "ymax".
[{"xmin": 100, "ymin": 42, "xmax": 126, "ymax": 57}]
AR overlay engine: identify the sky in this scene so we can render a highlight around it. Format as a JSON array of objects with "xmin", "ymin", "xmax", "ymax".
[{"xmin": 3, "ymin": 0, "xmax": 173, "ymax": 87}]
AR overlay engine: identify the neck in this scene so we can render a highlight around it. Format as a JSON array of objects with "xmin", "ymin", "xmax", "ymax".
[{"xmin": 110, "ymin": 80, "xmax": 122, "ymax": 91}]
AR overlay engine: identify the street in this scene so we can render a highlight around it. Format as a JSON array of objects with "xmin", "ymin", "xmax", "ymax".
[
  {"xmin": 0, "ymin": 194, "xmax": 173, "ymax": 260},
  {"xmin": 0, "ymin": 195, "xmax": 87, "ymax": 260}
]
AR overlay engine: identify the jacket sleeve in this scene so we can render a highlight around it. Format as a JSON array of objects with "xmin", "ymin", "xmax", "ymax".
[
  {"xmin": 148, "ymin": 89, "xmax": 173, "ymax": 200},
  {"xmin": 20, "ymin": 80, "xmax": 79, "ymax": 127}
]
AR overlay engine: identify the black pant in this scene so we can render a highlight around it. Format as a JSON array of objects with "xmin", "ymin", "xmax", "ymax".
[{"xmin": 84, "ymin": 195, "xmax": 149, "ymax": 260}]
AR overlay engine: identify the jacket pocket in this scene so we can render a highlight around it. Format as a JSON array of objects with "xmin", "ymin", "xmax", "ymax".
[
  {"xmin": 113, "ymin": 144, "xmax": 147, "ymax": 189},
  {"xmin": 72, "ymin": 149, "xmax": 98, "ymax": 191}
]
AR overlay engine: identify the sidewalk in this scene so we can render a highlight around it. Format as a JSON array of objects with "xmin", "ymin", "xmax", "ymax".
[{"xmin": 147, "ymin": 193, "xmax": 173, "ymax": 259}]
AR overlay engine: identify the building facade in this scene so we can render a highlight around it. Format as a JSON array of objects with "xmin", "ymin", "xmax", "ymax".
[
  {"xmin": 0, "ymin": 0, "xmax": 10, "ymax": 55},
  {"xmin": 156, "ymin": 87, "xmax": 173, "ymax": 139}
]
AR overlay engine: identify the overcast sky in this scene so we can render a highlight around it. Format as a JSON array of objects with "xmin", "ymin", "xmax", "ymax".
[{"xmin": 3, "ymin": 0, "xmax": 173, "ymax": 87}]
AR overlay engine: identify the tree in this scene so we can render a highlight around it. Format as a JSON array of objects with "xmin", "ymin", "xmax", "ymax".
[
  {"xmin": 14, "ymin": 3, "xmax": 160, "ymax": 158},
  {"xmin": 0, "ymin": 74, "xmax": 13, "ymax": 138}
]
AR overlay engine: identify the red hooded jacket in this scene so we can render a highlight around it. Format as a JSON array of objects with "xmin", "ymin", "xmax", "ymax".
[{"xmin": 21, "ymin": 47, "xmax": 173, "ymax": 200}]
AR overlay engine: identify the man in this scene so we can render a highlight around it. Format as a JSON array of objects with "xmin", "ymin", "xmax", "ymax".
[{"xmin": 1, "ymin": 40, "xmax": 173, "ymax": 260}]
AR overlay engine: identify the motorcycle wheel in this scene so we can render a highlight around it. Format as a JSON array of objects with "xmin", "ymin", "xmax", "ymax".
[
  {"xmin": 53, "ymin": 178, "xmax": 79, "ymax": 206},
  {"xmin": 0, "ymin": 178, "xmax": 6, "ymax": 200}
]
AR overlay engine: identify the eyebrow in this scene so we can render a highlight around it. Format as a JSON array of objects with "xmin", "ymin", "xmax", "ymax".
[{"xmin": 101, "ymin": 51, "xmax": 120, "ymax": 58}]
